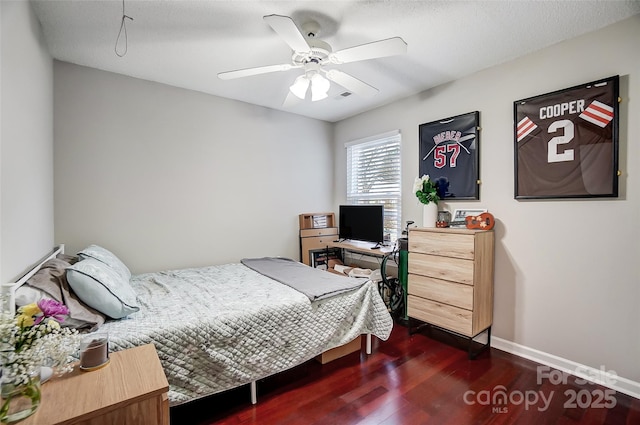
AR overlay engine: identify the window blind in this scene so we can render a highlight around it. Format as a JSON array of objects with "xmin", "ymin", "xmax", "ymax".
[{"xmin": 346, "ymin": 131, "xmax": 402, "ymax": 241}]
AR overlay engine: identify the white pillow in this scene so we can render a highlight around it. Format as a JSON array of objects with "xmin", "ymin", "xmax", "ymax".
[
  {"xmin": 78, "ymin": 245, "xmax": 131, "ymax": 280},
  {"xmin": 15, "ymin": 286, "xmax": 48, "ymax": 306},
  {"xmin": 66, "ymin": 258, "xmax": 139, "ymax": 319}
]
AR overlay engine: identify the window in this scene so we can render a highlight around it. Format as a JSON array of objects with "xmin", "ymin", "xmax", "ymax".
[{"xmin": 346, "ymin": 130, "xmax": 402, "ymax": 241}]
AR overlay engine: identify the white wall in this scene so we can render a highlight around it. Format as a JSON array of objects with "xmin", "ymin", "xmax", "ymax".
[
  {"xmin": 334, "ymin": 16, "xmax": 640, "ymax": 383},
  {"xmin": 54, "ymin": 62, "xmax": 334, "ymax": 274},
  {"xmin": 0, "ymin": 0, "xmax": 54, "ymax": 283}
]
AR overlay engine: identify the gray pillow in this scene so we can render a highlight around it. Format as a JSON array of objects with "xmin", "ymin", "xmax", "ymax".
[
  {"xmin": 77, "ymin": 245, "xmax": 131, "ymax": 280},
  {"xmin": 66, "ymin": 258, "xmax": 139, "ymax": 319}
]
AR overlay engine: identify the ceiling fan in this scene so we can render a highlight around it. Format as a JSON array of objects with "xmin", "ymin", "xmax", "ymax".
[{"xmin": 217, "ymin": 14, "xmax": 407, "ymax": 104}]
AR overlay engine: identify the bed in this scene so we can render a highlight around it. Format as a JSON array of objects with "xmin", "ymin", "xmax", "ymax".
[{"xmin": 3, "ymin": 245, "xmax": 394, "ymax": 407}]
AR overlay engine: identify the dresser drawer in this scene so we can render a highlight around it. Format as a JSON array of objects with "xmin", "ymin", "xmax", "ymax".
[
  {"xmin": 300, "ymin": 227, "xmax": 338, "ymax": 238},
  {"xmin": 408, "ymin": 295, "xmax": 473, "ymax": 336},
  {"xmin": 408, "ymin": 274, "xmax": 473, "ymax": 310},
  {"xmin": 408, "ymin": 252, "xmax": 474, "ymax": 285},
  {"xmin": 409, "ymin": 230, "xmax": 475, "ymax": 259}
]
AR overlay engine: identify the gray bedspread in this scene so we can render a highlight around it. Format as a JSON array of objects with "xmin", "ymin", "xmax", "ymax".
[
  {"xmin": 241, "ymin": 257, "xmax": 366, "ymax": 301},
  {"xmin": 98, "ymin": 263, "xmax": 393, "ymax": 406}
]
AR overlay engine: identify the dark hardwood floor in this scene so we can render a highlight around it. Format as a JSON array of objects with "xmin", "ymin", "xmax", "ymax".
[{"xmin": 171, "ymin": 321, "xmax": 640, "ymax": 424}]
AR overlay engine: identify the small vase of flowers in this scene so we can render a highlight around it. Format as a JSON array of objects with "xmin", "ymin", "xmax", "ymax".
[
  {"xmin": 413, "ymin": 175, "xmax": 441, "ymax": 227},
  {"xmin": 0, "ymin": 299, "xmax": 81, "ymax": 423}
]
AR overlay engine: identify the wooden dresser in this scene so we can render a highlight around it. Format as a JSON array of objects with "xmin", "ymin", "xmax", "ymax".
[
  {"xmin": 407, "ymin": 227, "xmax": 494, "ymax": 357},
  {"xmin": 299, "ymin": 212, "xmax": 338, "ymax": 266},
  {"xmin": 21, "ymin": 344, "xmax": 169, "ymax": 425}
]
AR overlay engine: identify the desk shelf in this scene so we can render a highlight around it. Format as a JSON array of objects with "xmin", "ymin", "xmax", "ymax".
[{"xmin": 299, "ymin": 213, "xmax": 338, "ymax": 266}]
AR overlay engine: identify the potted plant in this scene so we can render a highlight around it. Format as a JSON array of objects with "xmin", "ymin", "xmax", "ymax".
[
  {"xmin": 0, "ymin": 299, "xmax": 81, "ymax": 423},
  {"xmin": 413, "ymin": 175, "xmax": 440, "ymax": 227}
]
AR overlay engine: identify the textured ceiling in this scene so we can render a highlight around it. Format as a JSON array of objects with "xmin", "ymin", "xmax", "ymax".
[{"xmin": 31, "ymin": 0, "xmax": 640, "ymax": 122}]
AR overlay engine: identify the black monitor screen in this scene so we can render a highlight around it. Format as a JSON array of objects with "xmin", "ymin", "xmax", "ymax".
[{"xmin": 339, "ymin": 205, "xmax": 384, "ymax": 244}]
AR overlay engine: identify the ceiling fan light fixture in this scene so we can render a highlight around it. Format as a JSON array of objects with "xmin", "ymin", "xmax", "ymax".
[
  {"xmin": 220, "ymin": 14, "xmax": 408, "ymax": 107},
  {"xmin": 310, "ymin": 73, "xmax": 330, "ymax": 101},
  {"xmin": 290, "ymin": 75, "xmax": 310, "ymax": 99}
]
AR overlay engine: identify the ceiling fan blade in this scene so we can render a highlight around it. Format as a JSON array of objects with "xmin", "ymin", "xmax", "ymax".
[
  {"xmin": 329, "ymin": 37, "xmax": 407, "ymax": 64},
  {"xmin": 217, "ymin": 63, "xmax": 295, "ymax": 80},
  {"xmin": 263, "ymin": 14, "xmax": 311, "ymax": 54},
  {"xmin": 325, "ymin": 70, "xmax": 379, "ymax": 97}
]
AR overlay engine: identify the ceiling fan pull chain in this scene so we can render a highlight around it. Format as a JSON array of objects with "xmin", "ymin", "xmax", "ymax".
[{"xmin": 115, "ymin": 0, "xmax": 134, "ymax": 57}]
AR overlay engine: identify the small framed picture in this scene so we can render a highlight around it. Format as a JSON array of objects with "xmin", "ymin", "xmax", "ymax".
[{"xmin": 451, "ymin": 208, "xmax": 487, "ymax": 227}]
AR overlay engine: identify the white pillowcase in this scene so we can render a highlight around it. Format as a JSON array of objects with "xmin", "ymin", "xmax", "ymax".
[
  {"xmin": 77, "ymin": 245, "xmax": 131, "ymax": 281},
  {"xmin": 66, "ymin": 258, "xmax": 139, "ymax": 319},
  {"xmin": 15, "ymin": 286, "xmax": 48, "ymax": 306}
]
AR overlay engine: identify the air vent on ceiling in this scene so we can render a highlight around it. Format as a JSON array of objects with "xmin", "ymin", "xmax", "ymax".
[{"xmin": 333, "ymin": 91, "xmax": 353, "ymax": 100}]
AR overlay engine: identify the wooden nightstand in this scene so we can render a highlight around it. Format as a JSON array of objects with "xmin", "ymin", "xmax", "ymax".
[{"xmin": 21, "ymin": 344, "xmax": 169, "ymax": 425}]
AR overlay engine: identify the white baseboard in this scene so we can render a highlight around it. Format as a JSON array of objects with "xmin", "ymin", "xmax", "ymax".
[{"xmin": 491, "ymin": 336, "xmax": 640, "ymax": 400}]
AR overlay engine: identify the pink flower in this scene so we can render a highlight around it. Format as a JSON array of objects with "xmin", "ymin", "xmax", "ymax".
[{"xmin": 35, "ymin": 299, "xmax": 70, "ymax": 325}]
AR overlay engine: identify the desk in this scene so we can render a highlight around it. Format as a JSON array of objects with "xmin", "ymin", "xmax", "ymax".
[
  {"xmin": 329, "ymin": 240, "xmax": 394, "ymax": 259},
  {"xmin": 332, "ymin": 241, "xmax": 401, "ymax": 318}
]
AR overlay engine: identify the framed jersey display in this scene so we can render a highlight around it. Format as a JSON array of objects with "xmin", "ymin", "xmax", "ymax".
[
  {"xmin": 514, "ymin": 76, "xmax": 619, "ymax": 199},
  {"xmin": 419, "ymin": 111, "xmax": 480, "ymax": 200}
]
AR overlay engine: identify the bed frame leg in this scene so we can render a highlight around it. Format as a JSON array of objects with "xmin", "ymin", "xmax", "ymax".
[
  {"xmin": 250, "ymin": 381, "xmax": 257, "ymax": 405},
  {"xmin": 366, "ymin": 334, "xmax": 372, "ymax": 354}
]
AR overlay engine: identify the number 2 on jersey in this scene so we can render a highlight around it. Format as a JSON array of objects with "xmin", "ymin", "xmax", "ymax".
[{"xmin": 547, "ymin": 119, "xmax": 574, "ymax": 163}]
